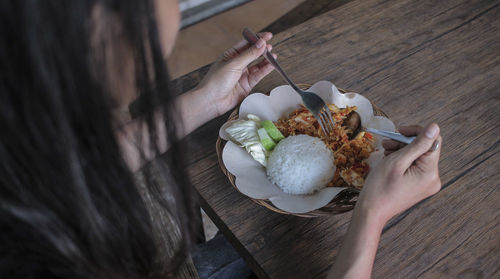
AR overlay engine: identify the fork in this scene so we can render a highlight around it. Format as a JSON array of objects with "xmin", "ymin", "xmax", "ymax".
[{"xmin": 242, "ymin": 28, "xmax": 335, "ymax": 138}]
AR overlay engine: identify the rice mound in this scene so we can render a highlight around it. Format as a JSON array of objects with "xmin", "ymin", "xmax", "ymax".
[{"xmin": 267, "ymin": 134, "xmax": 335, "ymax": 195}]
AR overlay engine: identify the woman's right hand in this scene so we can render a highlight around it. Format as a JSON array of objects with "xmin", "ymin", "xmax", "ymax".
[
  {"xmin": 329, "ymin": 124, "xmax": 442, "ymax": 278},
  {"xmin": 357, "ymin": 123, "xmax": 443, "ymax": 225}
]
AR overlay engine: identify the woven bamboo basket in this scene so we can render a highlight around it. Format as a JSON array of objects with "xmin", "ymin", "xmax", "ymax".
[{"xmin": 215, "ymin": 85, "xmax": 389, "ymax": 217}]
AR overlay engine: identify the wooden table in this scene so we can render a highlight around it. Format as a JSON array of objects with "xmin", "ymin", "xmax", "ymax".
[{"xmin": 177, "ymin": 0, "xmax": 500, "ymax": 277}]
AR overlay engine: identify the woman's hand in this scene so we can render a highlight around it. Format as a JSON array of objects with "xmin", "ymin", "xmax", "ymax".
[
  {"xmin": 329, "ymin": 123, "xmax": 442, "ymax": 279},
  {"xmin": 119, "ymin": 32, "xmax": 275, "ymax": 171},
  {"xmin": 358, "ymin": 123, "xmax": 443, "ymax": 224},
  {"xmin": 196, "ymin": 32, "xmax": 276, "ymax": 117}
]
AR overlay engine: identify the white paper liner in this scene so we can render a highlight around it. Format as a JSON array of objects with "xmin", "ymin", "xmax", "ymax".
[{"xmin": 219, "ymin": 81, "xmax": 395, "ymax": 213}]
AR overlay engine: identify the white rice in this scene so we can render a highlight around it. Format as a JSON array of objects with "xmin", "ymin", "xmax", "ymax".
[{"xmin": 267, "ymin": 135, "xmax": 335, "ymax": 195}]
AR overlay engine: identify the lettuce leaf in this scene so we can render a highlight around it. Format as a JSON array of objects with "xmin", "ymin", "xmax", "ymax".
[{"xmin": 225, "ymin": 114, "xmax": 269, "ymax": 167}]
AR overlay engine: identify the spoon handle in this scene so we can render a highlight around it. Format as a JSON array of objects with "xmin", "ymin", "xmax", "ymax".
[
  {"xmin": 242, "ymin": 28, "xmax": 302, "ymax": 94},
  {"xmin": 365, "ymin": 128, "xmax": 415, "ymax": 144}
]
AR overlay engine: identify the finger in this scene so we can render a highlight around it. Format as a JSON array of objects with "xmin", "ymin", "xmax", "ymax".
[
  {"xmin": 252, "ymin": 53, "xmax": 277, "ymax": 71},
  {"xmin": 249, "ymin": 65, "xmax": 260, "ymax": 74},
  {"xmin": 248, "ymin": 62, "xmax": 274, "ymax": 84},
  {"xmin": 221, "ymin": 39, "xmax": 252, "ymax": 62},
  {"xmin": 384, "ymin": 150, "xmax": 395, "ymax": 156},
  {"xmin": 382, "ymin": 139, "xmax": 405, "ymax": 151},
  {"xmin": 384, "ymin": 150, "xmax": 399, "ymax": 157},
  {"xmin": 414, "ymin": 135, "xmax": 442, "ymax": 171},
  {"xmin": 257, "ymin": 32, "xmax": 273, "ymax": 41},
  {"xmin": 229, "ymin": 38, "xmax": 267, "ymax": 68},
  {"xmin": 230, "ymin": 33, "xmax": 272, "ymax": 55},
  {"xmin": 398, "ymin": 125, "xmax": 423, "ymax": 137},
  {"xmin": 253, "ymin": 53, "xmax": 277, "ymax": 68},
  {"xmin": 248, "ymin": 55, "xmax": 274, "ymax": 75},
  {"xmin": 231, "ymin": 39, "xmax": 251, "ymax": 55},
  {"xmin": 222, "ymin": 46, "xmax": 242, "ymax": 62},
  {"xmin": 392, "ymin": 123, "xmax": 440, "ymax": 170},
  {"xmin": 247, "ymin": 59, "xmax": 275, "ymax": 87}
]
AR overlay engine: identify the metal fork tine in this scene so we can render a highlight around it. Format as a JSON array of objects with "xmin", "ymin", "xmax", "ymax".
[
  {"xmin": 320, "ymin": 113, "xmax": 331, "ymax": 134},
  {"xmin": 316, "ymin": 113, "xmax": 328, "ymax": 138},
  {"xmin": 320, "ymin": 107, "xmax": 334, "ymax": 133},
  {"xmin": 318, "ymin": 113, "xmax": 331, "ymax": 137},
  {"xmin": 323, "ymin": 107, "xmax": 335, "ymax": 132},
  {"xmin": 319, "ymin": 111, "xmax": 330, "ymax": 134}
]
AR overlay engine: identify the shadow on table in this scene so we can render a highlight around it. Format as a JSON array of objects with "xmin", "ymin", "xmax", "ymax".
[{"xmin": 192, "ymin": 233, "xmax": 257, "ymax": 279}]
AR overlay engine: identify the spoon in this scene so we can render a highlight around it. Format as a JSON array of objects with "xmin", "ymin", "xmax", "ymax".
[{"xmin": 343, "ymin": 111, "xmax": 415, "ymax": 144}]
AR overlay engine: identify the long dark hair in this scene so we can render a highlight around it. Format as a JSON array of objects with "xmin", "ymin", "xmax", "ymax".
[{"xmin": 0, "ymin": 1, "xmax": 194, "ymax": 278}]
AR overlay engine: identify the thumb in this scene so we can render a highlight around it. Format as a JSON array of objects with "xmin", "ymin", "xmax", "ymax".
[
  {"xmin": 393, "ymin": 123, "xmax": 440, "ymax": 170},
  {"xmin": 229, "ymin": 38, "xmax": 266, "ymax": 68},
  {"xmin": 413, "ymin": 134, "xmax": 442, "ymax": 172}
]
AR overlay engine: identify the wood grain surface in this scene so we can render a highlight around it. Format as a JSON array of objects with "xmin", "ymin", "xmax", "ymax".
[
  {"xmin": 263, "ymin": 0, "xmax": 353, "ymax": 34},
  {"xmin": 173, "ymin": 0, "xmax": 500, "ymax": 278}
]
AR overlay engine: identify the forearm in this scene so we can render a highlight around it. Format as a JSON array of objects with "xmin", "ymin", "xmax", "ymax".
[
  {"xmin": 174, "ymin": 85, "xmax": 218, "ymax": 138},
  {"xmin": 328, "ymin": 206, "xmax": 385, "ymax": 279},
  {"xmin": 117, "ymin": 85, "xmax": 217, "ymax": 172}
]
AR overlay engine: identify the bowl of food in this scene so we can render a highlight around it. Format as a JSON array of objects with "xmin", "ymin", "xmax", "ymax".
[{"xmin": 216, "ymin": 81, "xmax": 395, "ymax": 217}]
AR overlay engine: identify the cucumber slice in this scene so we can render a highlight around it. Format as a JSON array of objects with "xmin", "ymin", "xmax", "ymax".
[
  {"xmin": 261, "ymin": 120, "xmax": 285, "ymax": 142},
  {"xmin": 258, "ymin": 128, "xmax": 276, "ymax": 151}
]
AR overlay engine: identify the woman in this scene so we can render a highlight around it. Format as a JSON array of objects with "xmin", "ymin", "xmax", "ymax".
[{"xmin": 0, "ymin": 0, "xmax": 442, "ymax": 278}]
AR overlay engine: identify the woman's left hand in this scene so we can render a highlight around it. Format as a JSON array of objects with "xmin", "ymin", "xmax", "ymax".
[{"xmin": 197, "ymin": 32, "xmax": 276, "ymax": 117}]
